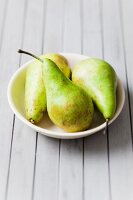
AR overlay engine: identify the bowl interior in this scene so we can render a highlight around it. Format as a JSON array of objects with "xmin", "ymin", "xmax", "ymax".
[{"xmin": 8, "ymin": 53, "xmax": 125, "ymax": 139}]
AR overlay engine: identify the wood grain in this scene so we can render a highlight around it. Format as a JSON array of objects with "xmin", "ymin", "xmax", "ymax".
[
  {"xmin": 102, "ymin": 0, "xmax": 133, "ymax": 199},
  {"xmin": 0, "ymin": 0, "xmax": 133, "ymax": 199},
  {"xmin": 0, "ymin": 0, "xmax": 26, "ymax": 199},
  {"xmin": 83, "ymin": 0, "xmax": 110, "ymax": 199},
  {"xmin": 5, "ymin": 0, "xmax": 45, "ymax": 199},
  {"xmin": 121, "ymin": 0, "xmax": 133, "ymax": 142}
]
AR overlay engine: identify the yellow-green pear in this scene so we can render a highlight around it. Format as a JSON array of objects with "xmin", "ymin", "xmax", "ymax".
[
  {"xmin": 25, "ymin": 59, "xmax": 46, "ymax": 123},
  {"xmin": 42, "ymin": 58, "xmax": 94, "ymax": 132},
  {"xmin": 72, "ymin": 58, "xmax": 117, "ymax": 120}
]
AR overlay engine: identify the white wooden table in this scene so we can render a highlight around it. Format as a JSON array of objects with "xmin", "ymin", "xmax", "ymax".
[{"xmin": 0, "ymin": 0, "xmax": 133, "ymax": 199}]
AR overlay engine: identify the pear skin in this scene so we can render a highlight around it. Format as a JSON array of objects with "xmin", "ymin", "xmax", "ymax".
[
  {"xmin": 72, "ymin": 58, "xmax": 117, "ymax": 120},
  {"xmin": 42, "ymin": 58, "xmax": 94, "ymax": 132},
  {"xmin": 44, "ymin": 53, "xmax": 71, "ymax": 78},
  {"xmin": 25, "ymin": 60, "xmax": 46, "ymax": 123}
]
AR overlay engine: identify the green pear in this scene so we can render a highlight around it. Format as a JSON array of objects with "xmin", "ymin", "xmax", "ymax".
[
  {"xmin": 42, "ymin": 58, "xmax": 94, "ymax": 132},
  {"xmin": 72, "ymin": 58, "xmax": 117, "ymax": 120},
  {"xmin": 25, "ymin": 59, "xmax": 46, "ymax": 123},
  {"xmin": 25, "ymin": 53, "xmax": 71, "ymax": 124}
]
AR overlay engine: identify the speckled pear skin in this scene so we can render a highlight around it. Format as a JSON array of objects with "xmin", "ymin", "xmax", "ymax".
[
  {"xmin": 25, "ymin": 59, "xmax": 46, "ymax": 123},
  {"xmin": 25, "ymin": 54, "xmax": 71, "ymax": 124},
  {"xmin": 42, "ymin": 58, "xmax": 94, "ymax": 132},
  {"xmin": 44, "ymin": 53, "xmax": 71, "ymax": 78},
  {"xmin": 72, "ymin": 58, "xmax": 117, "ymax": 119}
]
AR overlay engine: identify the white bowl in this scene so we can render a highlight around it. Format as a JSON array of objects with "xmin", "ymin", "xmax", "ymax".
[{"xmin": 7, "ymin": 53, "xmax": 125, "ymax": 139}]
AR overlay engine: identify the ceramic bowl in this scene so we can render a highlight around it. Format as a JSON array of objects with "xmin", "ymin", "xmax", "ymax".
[{"xmin": 7, "ymin": 53, "xmax": 125, "ymax": 139}]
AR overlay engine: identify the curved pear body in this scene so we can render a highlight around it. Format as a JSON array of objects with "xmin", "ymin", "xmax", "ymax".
[
  {"xmin": 25, "ymin": 54, "xmax": 71, "ymax": 123},
  {"xmin": 72, "ymin": 58, "xmax": 117, "ymax": 119},
  {"xmin": 25, "ymin": 60, "xmax": 46, "ymax": 123},
  {"xmin": 42, "ymin": 58, "xmax": 94, "ymax": 132}
]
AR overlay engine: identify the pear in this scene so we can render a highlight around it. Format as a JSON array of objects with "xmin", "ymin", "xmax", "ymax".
[
  {"xmin": 19, "ymin": 50, "xmax": 94, "ymax": 132},
  {"xmin": 25, "ymin": 53, "xmax": 71, "ymax": 124},
  {"xmin": 42, "ymin": 59, "xmax": 94, "ymax": 132},
  {"xmin": 25, "ymin": 60, "xmax": 46, "ymax": 123},
  {"xmin": 72, "ymin": 58, "xmax": 117, "ymax": 121}
]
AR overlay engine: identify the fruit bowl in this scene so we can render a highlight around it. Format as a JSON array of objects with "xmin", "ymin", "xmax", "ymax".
[{"xmin": 7, "ymin": 53, "xmax": 125, "ymax": 139}]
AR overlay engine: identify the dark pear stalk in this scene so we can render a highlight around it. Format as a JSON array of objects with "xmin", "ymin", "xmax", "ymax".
[
  {"xmin": 18, "ymin": 49, "xmax": 43, "ymax": 63},
  {"xmin": 103, "ymin": 119, "xmax": 109, "ymax": 135}
]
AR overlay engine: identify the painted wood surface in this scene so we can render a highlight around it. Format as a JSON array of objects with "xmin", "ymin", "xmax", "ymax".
[
  {"xmin": 102, "ymin": 0, "xmax": 133, "ymax": 199},
  {"xmin": 83, "ymin": 1, "xmax": 110, "ymax": 199},
  {"xmin": 0, "ymin": 0, "xmax": 27, "ymax": 199},
  {"xmin": 0, "ymin": 0, "xmax": 133, "ymax": 200},
  {"xmin": 6, "ymin": 0, "xmax": 44, "ymax": 199}
]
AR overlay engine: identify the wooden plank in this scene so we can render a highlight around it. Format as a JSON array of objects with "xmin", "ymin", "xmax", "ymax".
[
  {"xmin": 33, "ymin": 136, "xmax": 60, "ymax": 200},
  {"xmin": 83, "ymin": 0, "xmax": 110, "ymax": 199},
  {"xmin": 42, "ymin": 0, "xmax": 64, "ymax": 53},
  {"xmin": 59, "ymin": 140, "xmax": 83, "ymax": 200},
  {"xmin": 121, "ymin": 0, "xmax": 133, "ymax": 139},
  {"xmin": 0, "ymin": 0, "xmax": 7, "ymax": 48},
  {"xmin": 102, "ymin": 0, "xmax": 133, "ymax": 199},
  {"xmin": 5, "ymin": 0, "xmax": 45, "ymax": 199},
  {"xmin": 83, "ymin": 0, "xmax": 103, "ymax": 57},
  {"xmin": 33, "ymin": 0, "xmax": 64, "ymax": 199},
  {"xmin": 58, "ymin": 1, "xmax": 83, "ymax": 200},
  {"xmin": 0, "ymin": 0, "xmax": 27, "ymax": 199},
  {"xmin": 6, "ymin": 123, "xmax": 37, "ymax": 200},
  {"xmin": 63, "ymin": 0, "xmax": 81, "ymax": 54}
]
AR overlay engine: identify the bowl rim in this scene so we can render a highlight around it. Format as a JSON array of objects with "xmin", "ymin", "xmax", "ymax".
[{"xmin": 7, "ymin": 53, "xmax": 125, "ymax": 139}]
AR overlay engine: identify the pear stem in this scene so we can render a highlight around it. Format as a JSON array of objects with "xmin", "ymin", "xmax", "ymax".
[
  {"xmin": 104, "ymin": 119, "xmax": 109, "ymax": 135},
  {"xmin": 18, "ymin": 49, "xmax": 43, "ymax": 63}
]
